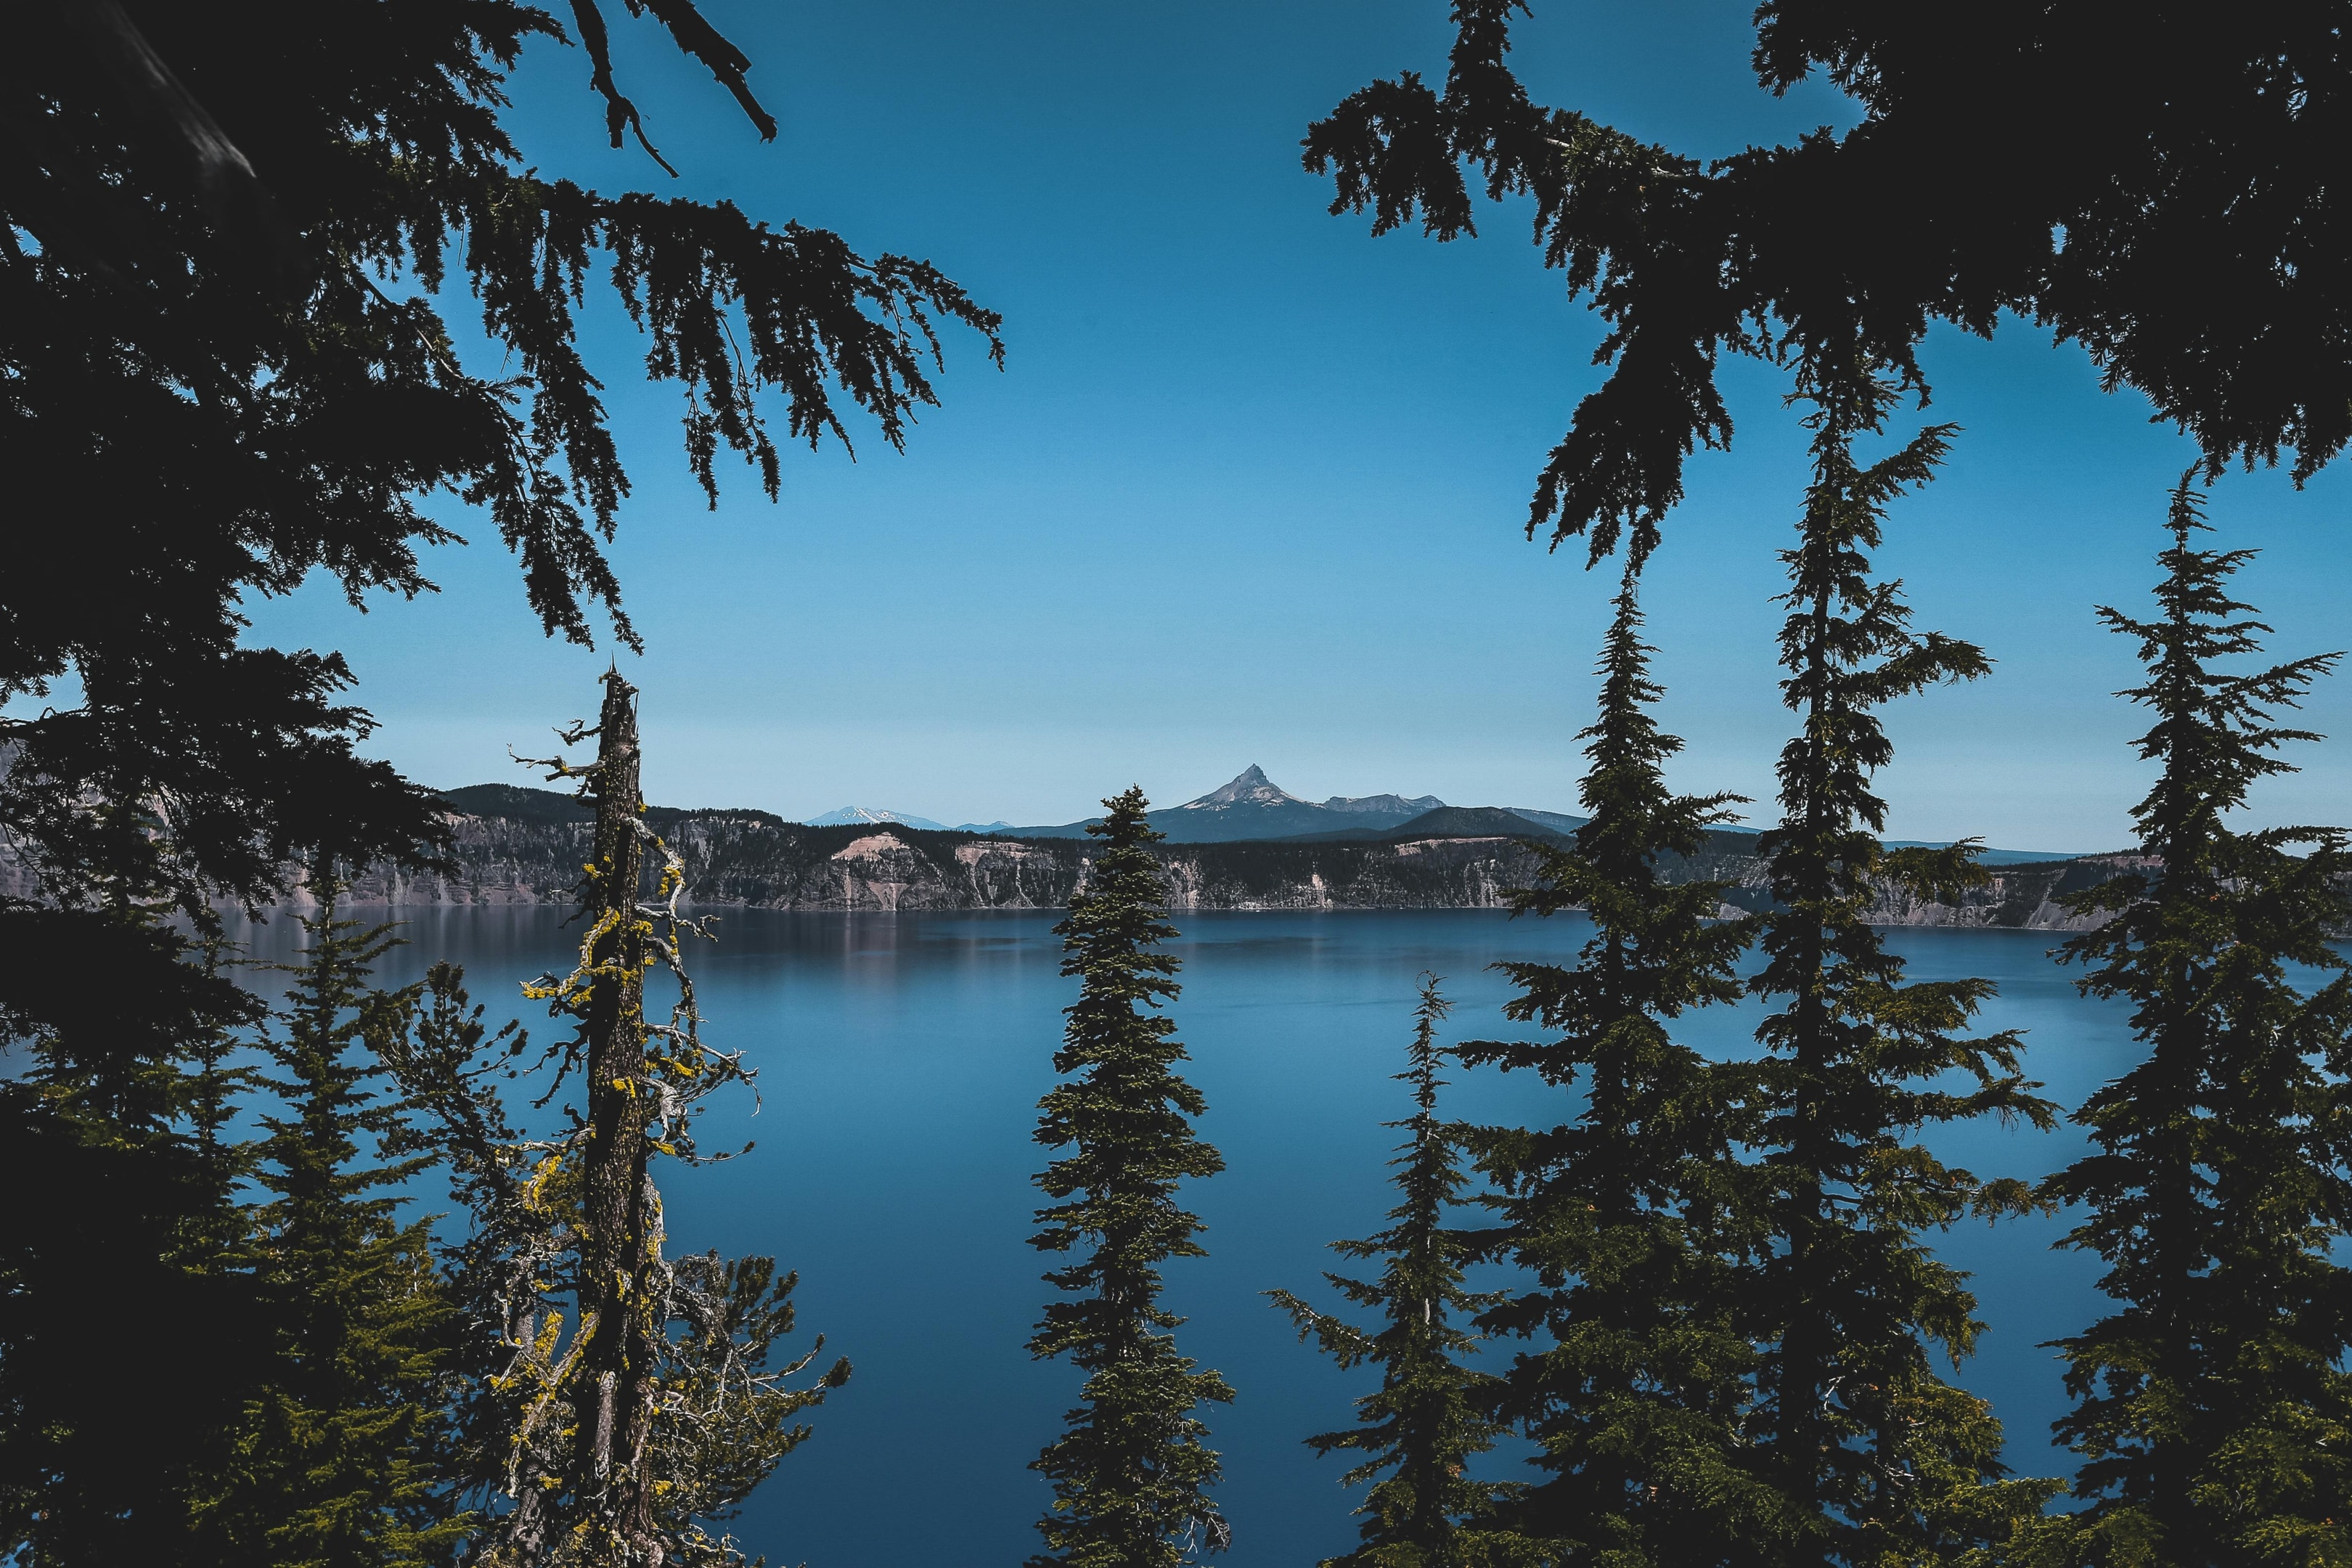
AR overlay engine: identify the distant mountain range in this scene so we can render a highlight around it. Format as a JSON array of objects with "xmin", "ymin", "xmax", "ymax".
[
  {"xmin": 296, "ymin": 783, "xmax": 2126, "ymax": 926},
  {"xmin": 571, "ymin": 765, "xmax": 2074, "ymax": 863},
  {"xmin": 803, "ymin": 805, "xmax": 1016, "ymax": 833},
  {"xmin": 997, "ymin": 765, "xmax": 1560, "ymax": 844},
  {"xmin": 969, "ymin": 767, "xmax": 2070, "ymax": 863}
]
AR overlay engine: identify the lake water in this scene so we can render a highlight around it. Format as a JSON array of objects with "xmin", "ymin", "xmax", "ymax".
[{"xmin": 232, "ymin": 907, "xmax": 2139, "ymax": 1567}]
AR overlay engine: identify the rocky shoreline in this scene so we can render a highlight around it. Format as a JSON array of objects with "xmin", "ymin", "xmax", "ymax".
[{"xmin": 306, "ymin": 789, "xmax": 2133, "ymax": 931}]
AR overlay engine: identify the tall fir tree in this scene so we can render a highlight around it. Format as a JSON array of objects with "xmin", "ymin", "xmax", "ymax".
[
  {"xmin": 2041, "ymin": 479, "xmax": 2352, "ymax": 1568},
  {"xmin": 200, "ymin": 886, "xmax": 467, "ymax": 1567},
  {"xmin": 1029, "ymin": 787, "xmax": 1233, "ymax": 1568},
  {"xmin": 1273, "ymin": 974, "xmax": 1516, "ymax": 1568},
  {"xmin": 1455, "ymin": 572, "xmax": 1779, "ymax": 1564},
  {"xmin": 1740, "ymin": 359, "xmax": 2059, "ymax": 1566}
]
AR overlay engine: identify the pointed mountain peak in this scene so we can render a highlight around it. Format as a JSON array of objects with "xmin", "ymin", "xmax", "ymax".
[{"xmin": 1181, "ymin": 764, "xmax": 1303, "ymax": 810}]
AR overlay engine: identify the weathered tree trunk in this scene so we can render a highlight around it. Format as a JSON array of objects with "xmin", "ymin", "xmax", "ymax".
[{"xmin": 575, "ymin": 669, "xmax": 661, "ymax": 1559}]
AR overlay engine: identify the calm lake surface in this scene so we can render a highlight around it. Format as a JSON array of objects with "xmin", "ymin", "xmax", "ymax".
[{"xmin": 232, "ymin": 907, "xmax": 2138, "ymax": 1568}]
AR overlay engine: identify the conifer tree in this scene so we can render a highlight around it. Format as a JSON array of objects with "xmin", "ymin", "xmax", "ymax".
[
  {"xmin": 1273, "ymin": 974, "xmax": 1516, "ymax": 1568},
  {"xmin": 201, "ymin": 886, "xmax": 466, "ymax": 1567},
  {"xmin": 1029, "ymin": 787, "xmax": 1233, "ymax": 1568},
  {"xmin": 1455, "ymin": 573, "xmax": 1776, "ymax": 1563},
  {"xmin": 2041, "ymin": 479, "xmax": 2352, "ymax": 1568},
  {"xmin": 1741, "ymin": 359, "xmax": 2059, "ymax": 1564}
]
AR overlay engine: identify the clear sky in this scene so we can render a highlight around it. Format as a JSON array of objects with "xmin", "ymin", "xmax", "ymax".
[{"xmin": 244, "ymin": 0, "xmax": 2352, "ymax": 852}]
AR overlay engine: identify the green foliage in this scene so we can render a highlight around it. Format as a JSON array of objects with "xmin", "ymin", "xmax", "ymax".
[
  {"xmin": 1739, "ymin": 363, "xmax": 2060, "ymax": 1564},
  {"xmin": 1273, "ymin": 976, "xmax": 1518, "ymax": 1568},
  {"xmin": 1, "ymin": 21, "xmax": 994, "ymax": 1545},
  {"xmin": 200, "ymin": 892, "xmax": 467, "ymax": 1567},
  {"xmin": 2040, "ymin": 479, "xmax": 2352, "ymax": 1568},
  {"xmin": 1457, "ymin": 576, "xmax": 1777, "ymax": 1564},
  {"xmin": 1030, "ymin": 787, "xmax": 1233, "ymax": 1568}
]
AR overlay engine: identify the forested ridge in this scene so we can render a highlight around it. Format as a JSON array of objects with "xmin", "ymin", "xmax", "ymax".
[{"xmin": 5, "ymin": 3, "xmax": 2351, "ymax": 1567}]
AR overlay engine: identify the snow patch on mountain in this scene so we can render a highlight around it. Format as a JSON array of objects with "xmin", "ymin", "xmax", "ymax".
[
  {"xmin": 803, "ymin": 806, "xmax": 950, "ymax": 831},
  {"xmin": 1177, "ymin": 764, "xmax": 1303, "ymax": 810}
]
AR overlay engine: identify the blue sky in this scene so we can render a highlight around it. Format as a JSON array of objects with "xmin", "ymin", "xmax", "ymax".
[{"xmin": 245, "ymin": 0, "xmax": 2351, "ymax": 851}]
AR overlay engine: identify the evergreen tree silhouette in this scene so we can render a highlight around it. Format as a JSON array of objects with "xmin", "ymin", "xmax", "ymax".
[
  {"xmin": 1458, "ymin": 573, "xmax": 1777, "ymax": 1562},
  {"xmin": 1273, "ymin": 974, "xmax": 1516, "ymax": 1568},
  {"xmin": 1029, "ymin": 788, "xmax": 1233, "ymax": 1568},
  {"xmin": 1740, "ymin": 360, "xmax": 2059, "ymax": 1565},
  {"xmin": 2043, "ymin": 478, "xmax": 2352, "ymax": 1567}
]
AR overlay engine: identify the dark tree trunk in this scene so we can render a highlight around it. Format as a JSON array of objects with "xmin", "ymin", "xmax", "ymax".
[{"xmin": 575, "ymin": 669, "xmax": 660, "ymax": 1558}]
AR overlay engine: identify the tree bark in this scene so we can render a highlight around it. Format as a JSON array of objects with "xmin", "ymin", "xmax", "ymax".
[{"xmin": 575, "ymin": 669, "xmax": 661, "ymax": 1559}]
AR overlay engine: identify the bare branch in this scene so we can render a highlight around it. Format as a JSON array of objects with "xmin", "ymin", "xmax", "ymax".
[
  {"xmin": 634, "ymin": 0, "xmax": 780, "ymax": 141},
  {"xmin": 568, "ymin": 0, "xmax": 680, "ymax": 177}
]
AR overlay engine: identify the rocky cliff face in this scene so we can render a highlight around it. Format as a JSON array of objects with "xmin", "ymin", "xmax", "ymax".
[{"xmin": 308, "ymin": 803, "xmax": 2130, "ymax": 929}]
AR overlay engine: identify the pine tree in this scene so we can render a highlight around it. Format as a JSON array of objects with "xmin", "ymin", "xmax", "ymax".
[
  {"xmin": 1273, "ymin": 974, "xmax": 1515, "ymax": 1568},
  {"xmin": 2041, "ymin": 478, "xmax": 2352, "ymax": 1568},
  {"xmin": 1740, "ymin": 360, "xmax": 2060, "ymax": 1565},
  {"xmin": 201, "ymin": 886, "xmax": 467, "ymax": 1567},
  {"xmin": 1, "ymin": 29, "xmax": 1000, "ymax": 1524},
  {"xmin": 1455, "ymin": 572, "xmax": 1779, "ymax": 1563},
  {"xmin": 1029, "ymin": 786, "xmax": 1233, "ymax": 1568}
]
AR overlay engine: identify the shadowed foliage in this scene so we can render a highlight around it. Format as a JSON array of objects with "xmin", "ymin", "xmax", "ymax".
[
  {"xmin": 1307, "ymin": 3, "xmax": 2352, "ymax": 565},
  {"xmin": 1734, "ymin": 358, "xmax": 2059, "ymax": 1564},
  {"xmin": 2041, "ymin": 480, "xmax": 2352, "ymax": 1568},
  {"xmin": 1, "ymin": 12, "xmax": 989, "ymax": 1554},
  {"xmin": 2, "ymin": 0, "xmax": 1002, "ymax": 923},
  {"xmin": 1454, "ymin": 574, "xmax": 1772, "ymax": 1563}
]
